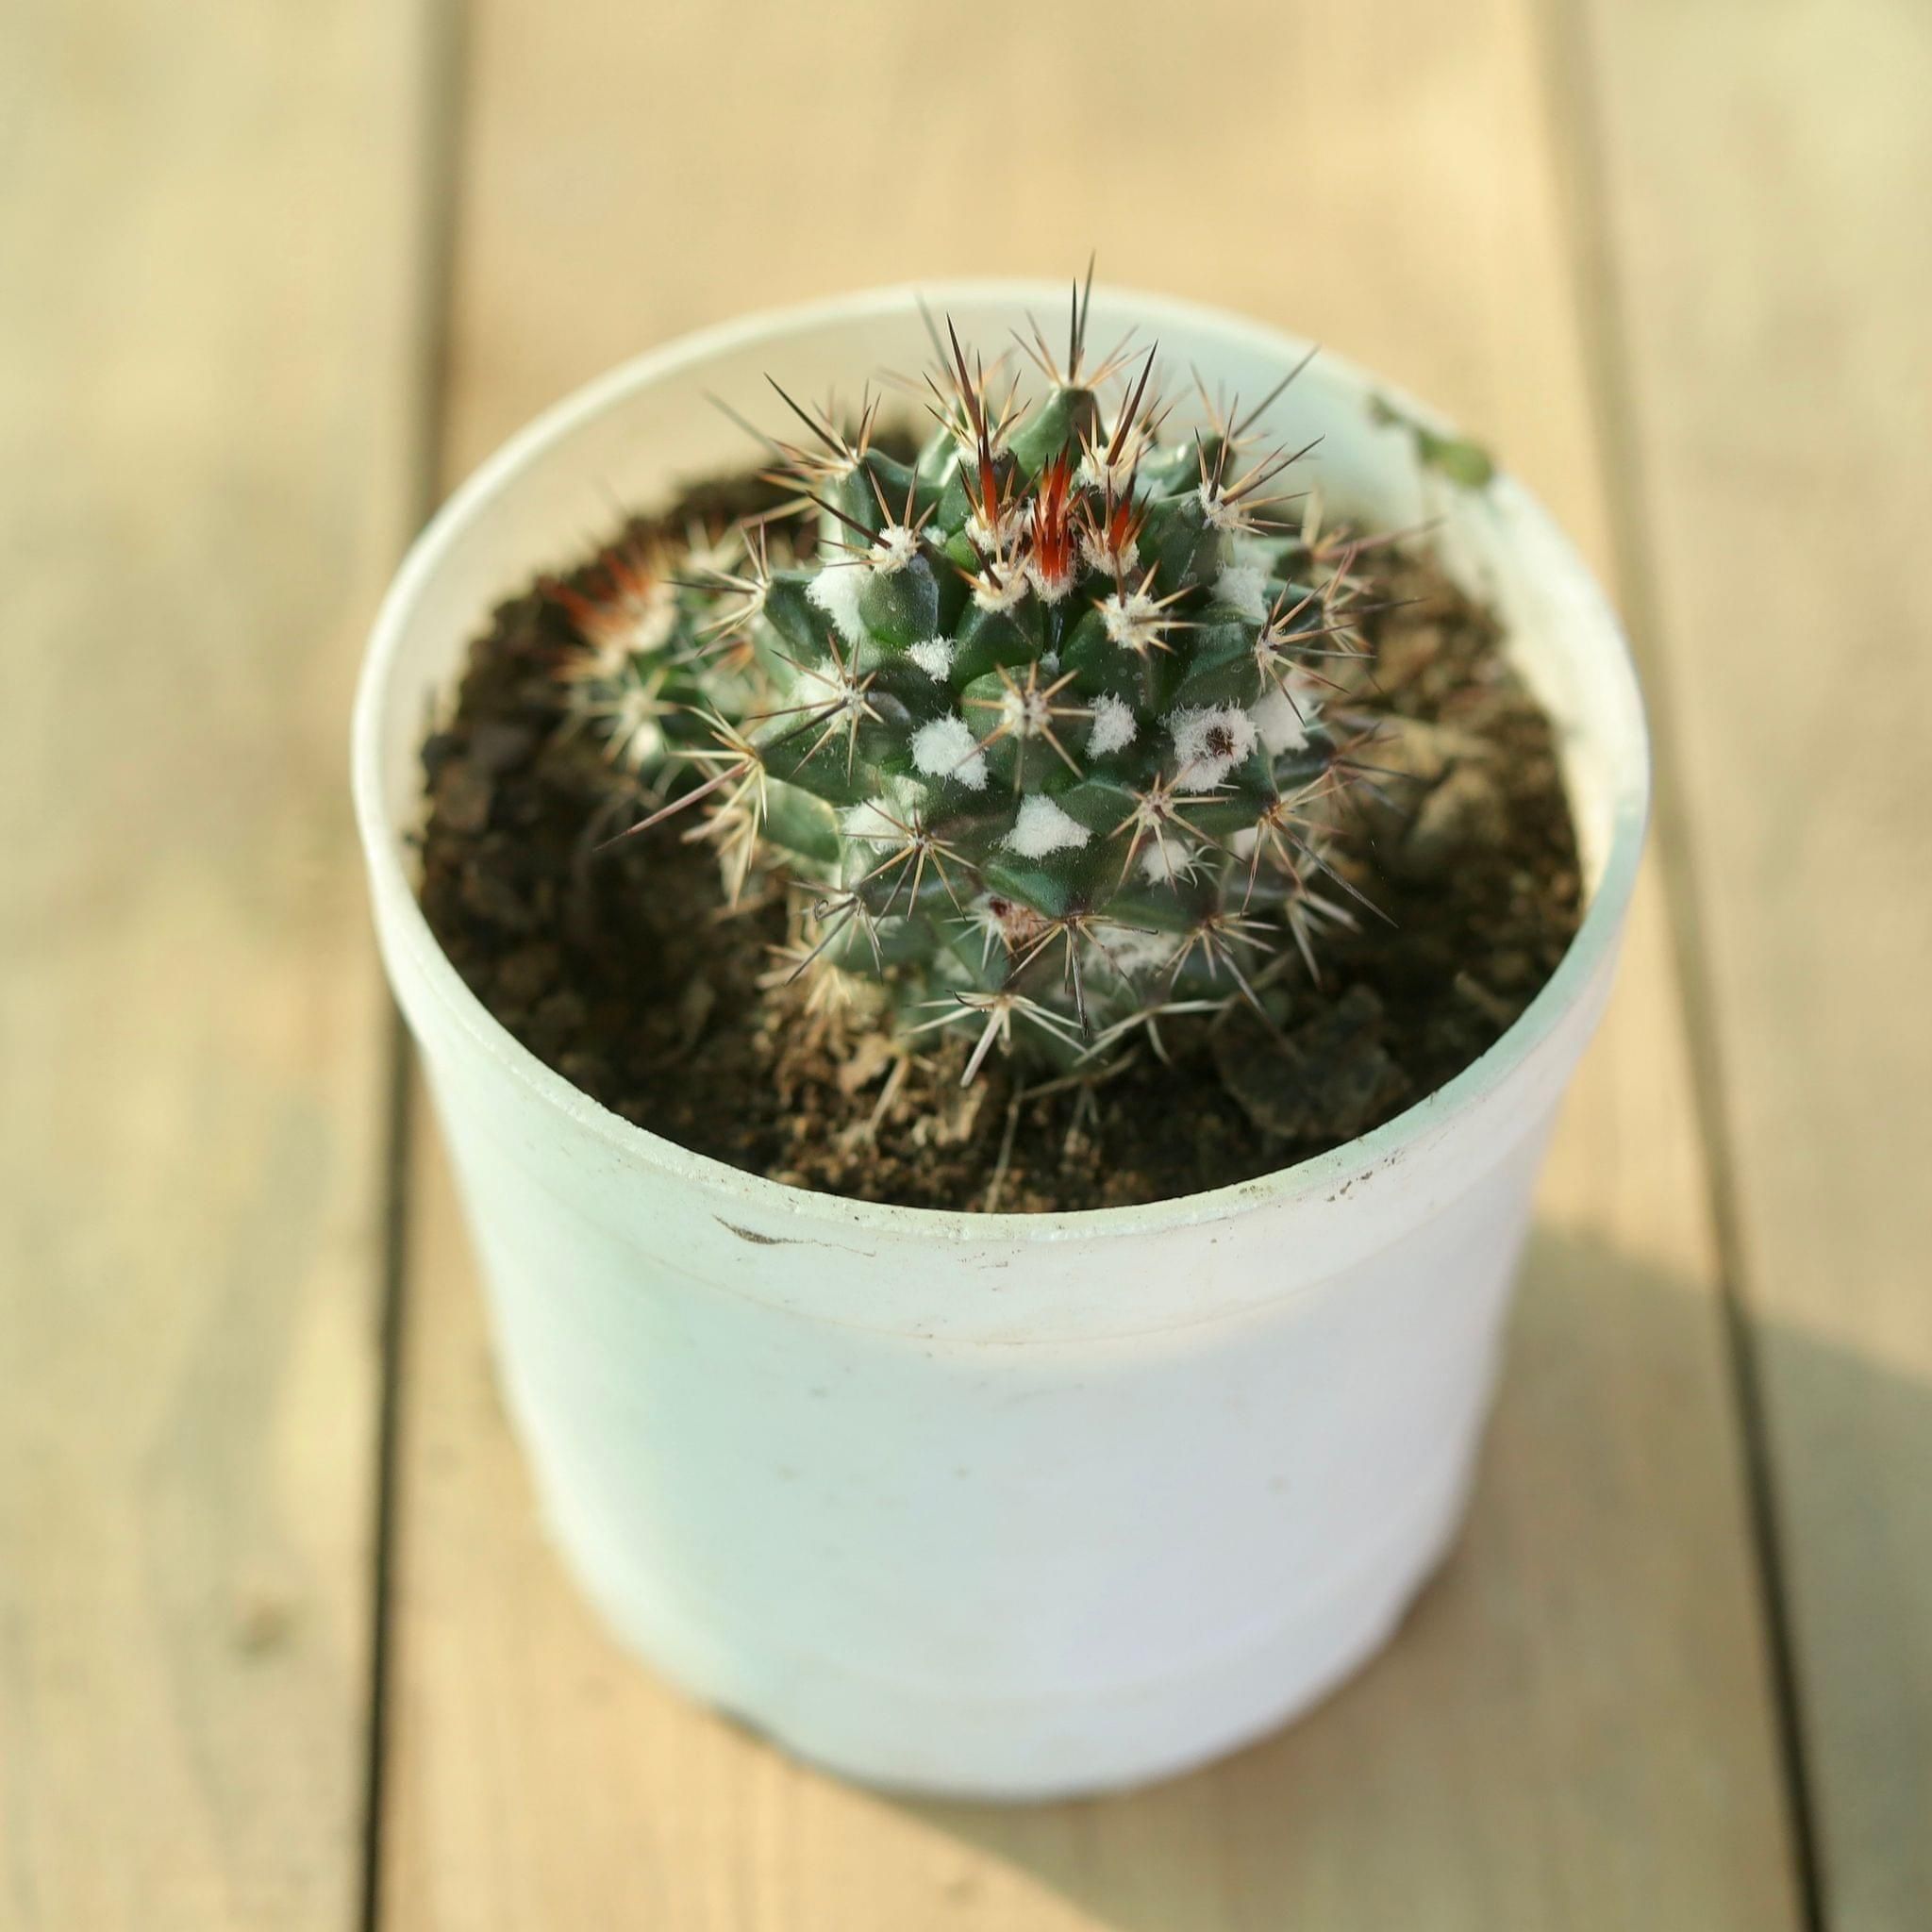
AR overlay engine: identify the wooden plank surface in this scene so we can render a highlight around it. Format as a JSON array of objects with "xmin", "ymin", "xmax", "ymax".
[
  {"xmin": 0, "ymin": 2, "xmax": 438, "ymax": 1926},
  {"xmin": 377, "ymin": 2, "xmax": 1803, "ymax": 1925},
  {"xmin": 384, "ymin": 881, "xmax": 1796, "ymax": 1932},
  {"xmin": 1569, "ymin": 1, "xmax": 1932, "ymax": 1924}
]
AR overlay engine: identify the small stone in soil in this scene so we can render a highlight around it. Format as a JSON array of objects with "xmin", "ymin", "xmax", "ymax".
[
  {"xmin": 495, "ymin": 941, "xmax": 560, "ymax": 1008},
  {"xmin": 433, "ymin": 757, "xmax": 494, "ymax": 836},
  {"xmin": 467, "ymin": 720, "xmax": 541, "ymax": 775},
  {"xmin": 675, "ymin": 977, "xmax": 716, "ymax": 1055},
  {"xmin": 1213, "ymin": 988, "xmax": 1410, "ymax": 1142},
  {"xmin": 1397, "ymin": 762, "xmax": 1509, "ymax": 883},
  {"xmin": 459, "ymin": 862, "xmax": 534, "ymax": 934}
]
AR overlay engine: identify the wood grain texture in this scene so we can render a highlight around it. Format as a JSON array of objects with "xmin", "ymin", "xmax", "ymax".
[
  {"xmin": 376, "ymin": 2, "xmax": 1803, "ymax": 1925},
  {"xmin": 1569, "ymin": 0, "xmax": 1932, "ymax": 1923},
  {"xmin": 0, "ymin": 2, "xmax": 436, "ymax": 1925}
]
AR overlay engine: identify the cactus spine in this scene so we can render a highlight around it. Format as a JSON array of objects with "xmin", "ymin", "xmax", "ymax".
[{"xmin": 556, "ymin": 281, "xmax": 1378, "ymax": 1077}]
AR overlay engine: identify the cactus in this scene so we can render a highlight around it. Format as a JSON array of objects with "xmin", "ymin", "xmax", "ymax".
[{"xmin": 554, "ymin": 280, "xmax": 1384, "ymax": 1079}]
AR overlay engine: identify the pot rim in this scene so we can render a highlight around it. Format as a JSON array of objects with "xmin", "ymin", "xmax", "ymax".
[{"xmin": 352, "ymin": 278, "xmax": 1649, "ymax": 1245}]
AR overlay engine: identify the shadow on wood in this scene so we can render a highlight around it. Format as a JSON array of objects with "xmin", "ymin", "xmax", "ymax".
[{"xmin": 897, "ymin": 1228, "xmax": 1828, "ymax": 1932}]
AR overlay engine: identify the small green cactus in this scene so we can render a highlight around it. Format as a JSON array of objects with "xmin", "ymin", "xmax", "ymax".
[{"xmin": 556, "ymin": 282, "xmax": 1392, "ymax": 1078}]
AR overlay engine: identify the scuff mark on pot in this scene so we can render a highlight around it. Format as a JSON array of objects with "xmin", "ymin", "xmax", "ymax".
[
  {"xmin": 715, "ymin": 1215, "xmax": 881, "ymax": 1262},
  {"xmin": 717, "ymin": 1218, "xmax": 796, "ymax": 1247}
]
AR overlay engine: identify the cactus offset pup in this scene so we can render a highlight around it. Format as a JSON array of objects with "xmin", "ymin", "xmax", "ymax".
[{"xmin": 556, "ymin": 283, "xmax": 1387, "ymax": 1082}]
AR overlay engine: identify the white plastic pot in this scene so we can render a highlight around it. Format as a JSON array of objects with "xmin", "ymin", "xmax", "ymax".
[{"xmin": 353, "ymin": 284, "xmax": 1647, "ymax": 1800}]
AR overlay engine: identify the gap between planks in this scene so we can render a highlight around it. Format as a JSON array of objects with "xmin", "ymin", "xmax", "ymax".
[
  {"xmin": 359, "ymin": 2, "xmax": 470, "ymax": 1928},
  {"xmin": 1530, "ymin": 0, "xmax": 1826, "ymax": 1923}
]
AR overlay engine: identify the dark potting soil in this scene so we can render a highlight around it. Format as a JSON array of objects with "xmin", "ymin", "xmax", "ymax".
[{"xmin": 414, "ymin": 491, "xmax": 1582, "ymax": 1214}]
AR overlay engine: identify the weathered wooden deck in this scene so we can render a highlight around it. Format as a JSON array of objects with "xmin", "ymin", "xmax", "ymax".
[{"xmin": 4, "ymin": 0, "xmax": 1927, "ymax": 1925}]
